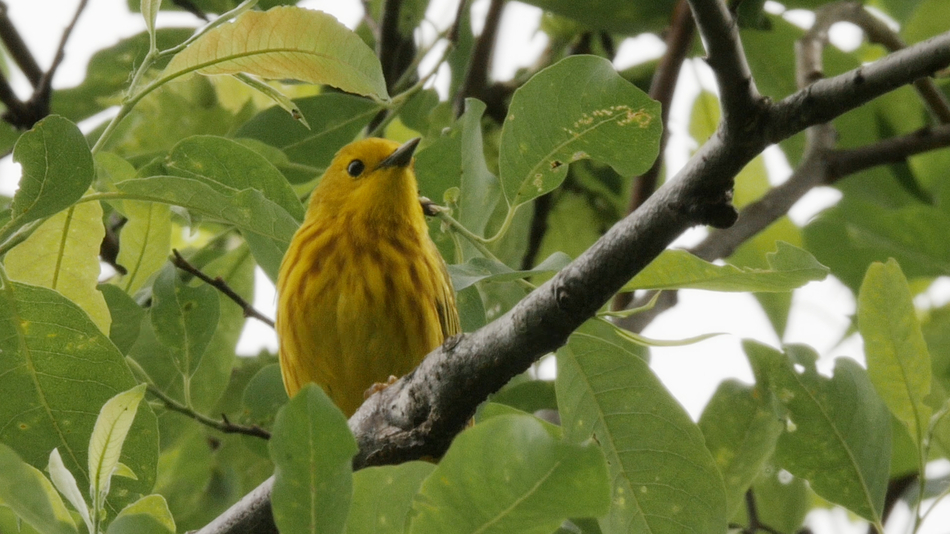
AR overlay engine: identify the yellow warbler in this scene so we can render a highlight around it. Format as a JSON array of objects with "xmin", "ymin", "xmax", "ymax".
[{"xmin": 276, "ymin": 137, "xmax": 460, "ymax": 416}]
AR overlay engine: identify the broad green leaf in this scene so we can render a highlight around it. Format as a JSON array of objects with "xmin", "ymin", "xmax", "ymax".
[
  {"xmin": 99, "ymin": 284, "xmax": 146, "ymax": 354},
  {"xmin": 150, "ymin": 265, "xmax": 220, "ymax": 378},
  {"xmin": 745, "ymin": 341, "xmax": 890, "ymax": 523},
  {"xmin": 164, "ymin": 135, "xmax": 304, "ymax": 220},
  {"xmin": 51, "ymin": 29, "xmax": 192, "ymax": 123},
  {"xmin": 48, "ymin": 449, "xmax": 92, "ymax": 533},
  {"xmin": 858, "ymin": 259, "xmax": 932, "ymax": 447},
  {"xmin": 5, "ymin": 201, "xmax": 111, "ymax": 334},
  {"xmin": 89, "ymin": 384, "xmax": 147, "ymax": 512},
  {"xmin": 116, "ymin": 200, "xmax": 171, "ymax": 295},
  {"xmin": 141, "ymin": 0, "xmax": 160, "ymax": 44},
  {"xmin": 115, "ymin": 176, "xmax": 299, "ymax": 244},
  {"xmin": 557, "ymin": 321, "xmax": 727, "ymax": 533},
  {"xmin": 270, "ymin": 385, "xmax": 358, "ymax": 534},
  {"xmin": 489, "ymin": 379, "xmax": 558, "ymax": 414},
  {"xmin": 410, "ymin": 415, "xmax": 610, "ymax": 534},
  {"xmin": 188, "ymin": 245, "xmax": 257, "ymax": 412},
  {"xmin": 416, "ymin": 99, "xmax": 502, "ymax": 247},
  {"xmin": 0, "ymin": 281, "xmax": 158, "ymax": 515},
  {"xmin": 163, "ymin": 6, "xmax": 389, "ymax": 101},
  {"xmin": 624, "ymin": 242, "xmax": 828, "ymax": 292},
  {"xmin": 0, "ymin": 444, "xmax": 77, "ymax": 534},
  {"xmin": 241, "ymin": 364, "xmax": 288, "ymax": 433},
  {"xmin": 235, "ymin": 93, "xmax": 382, "ymax": 182},
  {"xmin": 448, "ymin": 252, "xmax": 571, "ymax": 291},
  {"xmin": 107, "ymin": 494, "xmax": 176, "ymax": 534},
  {"xmin": 346, "ymin": 462, "xmax": 435, "ymax": 534},
  {"xmin": 499, "ymin": 55, "xmax": 661, "ymax": 207},
  {"xmin": 517, "ymin": 0, "xmax": 676, "ymax": 34},
  {"xmin": 10, "ymin": 115, "xmax": 94, "ymax": 226},
  {"xmin": 698, "ymin": 380, "xmax": 784, "ymax": 518},
  {"xmin": 903, "ymin": 0, "xmax": 950, "ymax": 43},
  {"xmin": 742, "ymin": 466, "xmax": 809, "ymax": 534}
]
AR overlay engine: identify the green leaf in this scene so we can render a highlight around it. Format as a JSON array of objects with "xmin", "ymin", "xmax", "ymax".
[
  {"xmin": 235, "ymin": 93, "xmax": 382, "ymax": 181},
  {"xmin": 88, "ymin": 384, "xmax": 147, "ymax": 513},
  {"xmin": 858, "ymin": 259, "xmax": 932, "ymax": 447},
  {"xmin": 141, "ymin": 0, "xmax": 160, "ymax": 44},
  {"xmin": 499, "ymin": 55, "xmax": 661, "ymax": 208},
  {"xmin": 51, "ymin": 29, "xmax": 193, "ymax": 123},
  {"xmin": 516, "ymin": 0, "xmax": 677, "ymax": 34},
  {"xmin": 115, "ymin": 175, "xmax": 299, "ymax": 245},
  {"xmin": 150, "ymin": 265, "xmax": 220, "ymax": 378},
  {"xmin": 100, "ymin": 284, "xmax": 146, "ymax": 354},
  {"xmin": 448, "ymin": 252, "xmax": 571, "ymax": 291},
  {"xmin": 115, "ymin": 200, "xmax": 171, "ymax": 295},
  {"xmin": 806, "ymin": 202, "xmax": 950, "ymax": 292},
  {"xmin": 0, "ymin": 444, "xmax": 78, "ymax": 534},
  {"xmin": 164, "ymin": 135, "xmax": 304, "ymax": 221},
  {"xmin": 745, "ymin": 341, "xmax": 890, "ymax": 523},
  {"xmin": 557, "ymin": 321, "xmax": 727, "ymax": 533},
  {"xmin": 346, "ymin": 462, "xmax": 435, "ymax": 534},
  {"xmin": 4, "ymin": 201, "xmax": 111, "ymax": 334},
  {"xmin": 489, "ymin": 379, "xmax": 558, "ymax": 414},
  {"xmin": 163, "ymin": 6, "xmax": 389, "ymax": 101},
  {"xmin": 10, "ymin": 115, "xmax": 94, "ymax": 227},
  {"xmin": 410, "ymin": 414, "xmax": 609, "ymax": 534},
  {"xmin": 698, "ymin": 380, "xmax": 784, "ymax": 518},
  {"xmin": 0, "ymin": 281, "xmax": 158, "ymax": 515},
  {"xmin": 269, "ymin": 385, "xmax": 358, "ymax": 534},
  {"xmin": 623, "ymin": 241, "xmax": 829, "ymax": 292},
  {"xmin": 48, "ymin": 449, "xmax": 93, "ymax": 533},
  {"xmin": 107, "ymin": 494, "xmax": 176, "ymax": 534}
]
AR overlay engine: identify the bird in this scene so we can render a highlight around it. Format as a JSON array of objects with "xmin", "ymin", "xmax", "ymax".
[{"xmin": 276, "ymin": 137, "xmax": 460, "ymax": 416}]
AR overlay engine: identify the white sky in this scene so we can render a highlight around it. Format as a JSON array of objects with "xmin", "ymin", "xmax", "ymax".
[{"xmin": 4, "ymin": 2, "xmax": 949, "ymax": 532}]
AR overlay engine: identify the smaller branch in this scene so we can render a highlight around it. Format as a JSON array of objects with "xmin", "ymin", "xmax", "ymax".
[
  {"xmin": 686, "ymin": 0, "xmax": 763, "ymax": 129},
  {"xmin": 125, "ymin": 356, "xmax": 272, "ymax": 439},
  {"xmin": 0, "ymin": 1, "xmax": 43, "ymax": 87},
  {"xmin": 170, "ymin": 249, "xmax": 275, "ymax": 328},
  {"xmin": 614, "ymin": 0, "xmax": 695, "ymax": 311},
  {"xmin": 146, "ymin": 383, "xmax": 272, "ymax": 439},
  {"xmin": 378, "ymin": 0, "xmax": 416, "ymax": 93},
  {"xmin": 453, "ymin": 0, "xmax": 504, "ymax": 117}
]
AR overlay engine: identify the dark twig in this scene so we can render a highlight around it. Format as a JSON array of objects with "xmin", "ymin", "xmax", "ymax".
[
  {"xmin": 454, "ymin": 0, "xmax": 505, "ymax": 117},
  {"xmin": 170, "ymin": 249, "xmax": 275, "ymax": 328},
  {"xmin": 146, "ymin": 383, "xmax": 271, "ymax": 439},
  {"xmin": 868, "ymin": 473, "xmax": 918, "ymax": 534},
  {"xmin": 378, "ymin": 0, "xmax": 416, "ymax": 93},
  {"xmin": 741, "ymin": 489, "xmax": 784, "ymax": 534},
  {"xmin": 0, "ymin": 0, "xmax": 88, "ymax": 129},
  {"xmin": 614, "ymin": 0, "xmax": 695, "ymax": 310},
  {"xmin": 0, "ymin": 1, "xmax": 43, "ymax": 87}
]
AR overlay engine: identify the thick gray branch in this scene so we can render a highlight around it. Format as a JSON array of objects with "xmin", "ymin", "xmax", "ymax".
[{"xmin": 195, "ymin": 16, "xmax": 950, "ymax": 534}]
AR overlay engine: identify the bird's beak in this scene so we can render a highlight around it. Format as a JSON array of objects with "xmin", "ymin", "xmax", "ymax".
[{"xmin": 376, "ymin": 137, "xmax": 421, "ymax": 170}]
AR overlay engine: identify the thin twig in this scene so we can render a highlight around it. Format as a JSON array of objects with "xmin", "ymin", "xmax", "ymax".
[
  {"xmin": 453, "ymin": 0, "xmax": 504, "ymax": 117},
  {"xmin": 613, "ymin": 0, "xmax": 695, "ymax": 311},
  {"xmin": 0, "ymin": 1, "xmax": 43, "ymax": 87},
  {"xmin": 170, "ymin": 249, "xmax": 275, "ymax": 328},
  {"xmin": 147, "ymin": 382, "xmax": 272, "ymax": 439}
]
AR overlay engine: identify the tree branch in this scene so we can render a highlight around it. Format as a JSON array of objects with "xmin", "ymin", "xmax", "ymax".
[
  {"xmin": 194, "ymin": 12, "xmax": 950, "ymax": 533},
  {"xmin": 454, "ymin": 0, "xmax": 504, "ymax": 117},
  {"xmin": 614, "ymin": 0, "xmax": 695, "ymax": 311},
  {"xmin": 170, "ymin": 249, "xmax": 275, "ymax": 328},
  {"xmin": 0, "ymin": 1, "xmax": 43, "ymax": 87}
]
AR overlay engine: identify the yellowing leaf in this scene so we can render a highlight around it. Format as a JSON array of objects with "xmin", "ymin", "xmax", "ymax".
[
  {"xmin": 163, "ymin": 6, "xmax": 389, "ymax": 102},
  {"xmin": 5, "ymin": 202, "xmax": 111, "ymax": 334}
]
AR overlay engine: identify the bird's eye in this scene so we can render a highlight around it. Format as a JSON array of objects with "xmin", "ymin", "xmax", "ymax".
[{"xmin": 346, "ymin": 160, "xmax": 365, "ymax": 177}]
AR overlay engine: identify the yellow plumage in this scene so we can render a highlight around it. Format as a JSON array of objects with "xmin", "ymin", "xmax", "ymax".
[{"xmin": 276, "ymin": 137, "xmax": 460, "ymax": 416}]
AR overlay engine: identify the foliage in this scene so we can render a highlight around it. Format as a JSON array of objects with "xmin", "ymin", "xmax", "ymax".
[{"xmin": 0, "ymin": 0, "xmax": 949, "ymax": 533}]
